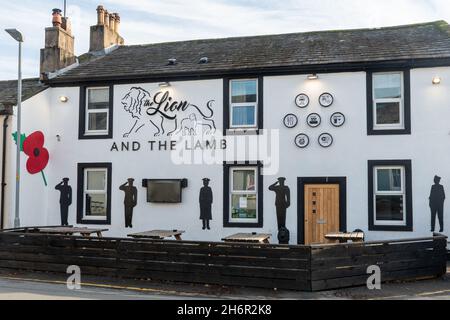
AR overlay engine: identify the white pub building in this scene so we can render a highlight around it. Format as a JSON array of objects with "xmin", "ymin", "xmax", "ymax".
[{"xmin": 1, "ymin": 6, "xmax": 450, "ymax": 245}]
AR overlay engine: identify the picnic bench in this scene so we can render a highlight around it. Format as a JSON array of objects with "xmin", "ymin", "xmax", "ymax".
[
  {"xmin": 128, "ymin": 230, "xmax": 185, "ymax": 241},
  {"xmin": 222, "ymin": 233, "xmax": 272, "ymax": 244},
  {"xmin": 325, "ymin": 231, "xmax": 365, "ymax": 243},
  {"xmin": 35, "ymin": 227, "xmax": 108, "ymax": 237}
]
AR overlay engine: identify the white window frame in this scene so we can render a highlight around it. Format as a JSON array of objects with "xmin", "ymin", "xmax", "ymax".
[
  {"xmin": 85, "ymin": 87, "xmax": 110, "ymax": 136},
  {"xmin": 373, "ymin": 166, "xmax": 406, "ymax": 226},
  {"xmin": 372, "ymin": 72, "xmax": 404, "ymax": 130},
  {"xmin": 83, "ymin": 168, "xmax": 108, "ymax": 220},
  {"xmin": 229, "ymin": 79, "xmax": 258, "ymax": 129},
  {"xmin": 229, "ymin": 166, "xmax": 258, "ymax": 223}
]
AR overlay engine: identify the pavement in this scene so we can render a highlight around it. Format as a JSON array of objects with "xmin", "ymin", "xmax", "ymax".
[{"xmin": 0, "ymin": 264, "xmax": 448, "ymax": 300}]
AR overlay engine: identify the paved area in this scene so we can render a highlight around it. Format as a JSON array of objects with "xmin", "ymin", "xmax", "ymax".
[{"xmin": 0, "ymin": 265, "xmax": 448, "ymax": 300}]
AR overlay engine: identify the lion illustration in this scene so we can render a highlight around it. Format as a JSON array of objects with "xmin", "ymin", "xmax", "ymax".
[{"xmin": 121, "ymin": 87, "xmax": 216, "ymax": 137}]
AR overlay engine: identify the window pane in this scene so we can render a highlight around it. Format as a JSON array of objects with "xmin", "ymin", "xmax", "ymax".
[
  {"xmin": 88, "ymin": 112, "xmax": 108, "ymax": 131},
  {"xmin": 85, "ymin": 193, "xmax": 107, "ymax": 217},
  {"xmin": 87, "ymin": 170, "xmax": 106, "ymax": 191},
  {"xmin": 376, "ymin": 102, "xmax": 400, "ymax": 125},
  {"xmin": 88, "ymin": 88, "xmax": 109, "ymax": 109},
  {"xmin": 232, "ymin": 170, "xmax": 256, "ymax": 191},
  {"xmin": 374, "ymin": 73, "xmax": 401, "ymax": 99},
  {"xmin": 231, "ymin": 80, "xmax": 257, "ymax": 103},
  {"xmin": 375, "ymin": 195, "xmax": 404, "ymax": 221},
  {"xmin": 232, "ymin": 106, "xmax": 255, "ymax": 126},
  {"xmin": 231, "ymin": 194, "xmax": 257, "ymax": 219},
  {"xmin": 377, "ymin": 168, "xmax": 402, "ymax": 191}
]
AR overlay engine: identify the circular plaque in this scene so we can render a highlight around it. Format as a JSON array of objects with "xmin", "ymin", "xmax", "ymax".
[
  {"xmin": 295, "ymin": 133, "xmax": 310, "ymax": 148},
  {"xmin": 319, "ymin": 92, "xmax": 334, "ymax": 107},
  {"xmin": 306, "ymin": 113, "xmax": 321, "ymax": 128},
  {"xmin": 283, "ymin": 114, "xmax": 298, "ymax": 128},
  {"xmin": 318, "ymin": 133, "xmax": 333, "ymax": 148},
  {"xmin": 295, "ymin": 94, "xmax": 309, "ymax": 108},
  {"xmin": 330, "ymin": 112, "xmax": 345, "ymax": 127}
]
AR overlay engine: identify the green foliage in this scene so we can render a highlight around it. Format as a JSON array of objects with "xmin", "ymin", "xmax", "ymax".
[{"xmin": 12, "ymin": 132, "xmax": 26, "ymax": 152}]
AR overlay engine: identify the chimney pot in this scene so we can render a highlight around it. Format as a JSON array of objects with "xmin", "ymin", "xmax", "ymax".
[
  {"xmin": 104, "ymin": 10, "xmax": 110, "ymax": 28},
  {"xmin": 96, "ymin": 5, "xmax": 105, "ymax": 25},
  {"xmin": 112, "ymin": 13, "xmax": 120, "ymax": 33},
  {"xmin": 52, "ymin": 8, "xmax": 63, "ymax": 27},
  {"xmin": 109, "ymin": 13, "xmax": 116, "ymax": 31}
]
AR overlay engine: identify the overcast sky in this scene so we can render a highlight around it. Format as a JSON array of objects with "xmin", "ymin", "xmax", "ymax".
[{"xmin": 1, "ymin": 0, "xmax": 450, "ymax": 80}]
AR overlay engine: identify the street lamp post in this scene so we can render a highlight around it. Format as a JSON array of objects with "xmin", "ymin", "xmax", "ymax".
[{"xmin": 5, "ymin": 29, "xmax": 24, "ymax": 228}]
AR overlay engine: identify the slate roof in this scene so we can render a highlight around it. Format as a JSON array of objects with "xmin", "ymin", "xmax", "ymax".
[
  {"xmin": 49, "ymin": 20, "xmax": 450, "ymax": 84},
  {"xmin": 0, "ymin": 78, "xmax": 47, "ymax": 113}
]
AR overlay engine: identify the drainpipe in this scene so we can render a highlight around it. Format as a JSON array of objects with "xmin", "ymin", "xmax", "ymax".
[{"xmin": 1, "ymin": 116, "xmax": 9, "ymax": 229}]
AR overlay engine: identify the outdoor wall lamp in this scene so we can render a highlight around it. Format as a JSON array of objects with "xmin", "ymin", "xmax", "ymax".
[
  {"xmin": 307, "ymin": 74, "xmax": 319, "ymax": 80},
  {"xmin": 158, "ymin": 82, "xmax": 171, "ymax": 88},
  {"xmin": 432, "ymin": 77, "xmax": 441, "ymax": 85},
  {"xmin": 59, "ymin": 96, "xmax": 69, "ymax": 103}
]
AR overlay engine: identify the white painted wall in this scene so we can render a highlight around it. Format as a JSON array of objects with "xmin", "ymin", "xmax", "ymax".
[{"xmin": 4, "ymin": 67, "xmax": 450, "ymax": 243}]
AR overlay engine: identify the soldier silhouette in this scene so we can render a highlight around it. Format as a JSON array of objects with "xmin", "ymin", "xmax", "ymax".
[
  {"xmin": 120, "ymin": 178, "xmax": 138, "ymax": 228},
  {"xmin": 269, "ymin": 177, "xmax": 291, "ymax": 230},
  {"xmin": 55, "ymin": 178, "xmax": 72, "ymax": 226},
  {"xmin": 199, "ymin": 178, "xmax": 213, "ymax": 230},
  {"xmin": 429, "ymin": 175, "xmax": 445, "ymax": 232}
]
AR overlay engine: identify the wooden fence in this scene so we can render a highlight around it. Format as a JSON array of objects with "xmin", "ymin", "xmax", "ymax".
[{"xmin": 0, "ymin": 230, "xmax": 446, "ymax": 291}]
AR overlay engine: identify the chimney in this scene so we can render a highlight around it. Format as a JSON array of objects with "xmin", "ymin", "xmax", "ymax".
[
  {"xmin": 90, "ymin": 5, "xmax": 124, "ymax": 52},
  {"xmin": 40, "ymin": 8, "xmax": 76, "ymax": 79}
]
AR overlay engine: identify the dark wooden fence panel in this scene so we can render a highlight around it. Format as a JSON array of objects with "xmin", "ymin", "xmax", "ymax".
[
  {"xmin": 310, "ymin": 236, "xmax": 447, "ymax": 291},
  {"xmin": 0, "ymin": 232, "xmax": 311, "ymax": 291},
  {"xmin": 0, "ymin": 231, "xmax": 446, "ymax": 292}
]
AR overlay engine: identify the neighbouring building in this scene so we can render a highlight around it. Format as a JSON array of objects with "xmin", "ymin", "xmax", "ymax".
[{"xmin": 1, "ymin": 6, "xmax": 450, "ymax": 244}]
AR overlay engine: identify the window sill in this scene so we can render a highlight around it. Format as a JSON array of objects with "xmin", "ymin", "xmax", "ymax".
[
  {"xmin": 77, "ymin": 218, "xmax": 110, "ymax": 225},
  {"xmin": 369, "ymin": 224, "xmax": 412, "ymax": 232},
  {"xmin": 79, "ymin": 133, "xmax": 113, "ymax": 140},
  {"xmin": 224, "ymin": 221, "xmax": 263, "ymax": 228},
  {"xmin": 367, "ymin": 128, "xmax": 411, "ymax": 136}
]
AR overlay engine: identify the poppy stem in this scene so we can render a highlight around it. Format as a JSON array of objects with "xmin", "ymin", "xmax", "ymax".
[{"xmin": 41, "ymin": 170, "xmax": 47, "ymax": 186}]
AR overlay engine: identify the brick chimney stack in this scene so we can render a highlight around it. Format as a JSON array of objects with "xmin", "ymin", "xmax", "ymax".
[
  {"xmin": 40, "ymin": 8, "xmax": 76, "ymax": 79},
  {"xmin": 89, "ymin": 5, "xmax": 124, "ymax": 52}
]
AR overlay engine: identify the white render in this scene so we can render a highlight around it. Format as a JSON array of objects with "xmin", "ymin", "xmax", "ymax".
[{"xmin": 1, "ymin": 67, "xmax": 450, "ymax": 243}]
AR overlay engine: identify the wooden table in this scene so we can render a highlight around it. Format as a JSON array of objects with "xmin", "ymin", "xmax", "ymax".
[
  {"xmin": 325, "ymin": 231, "xmax": 365, "ymax": 243},
  {"xmin": 128, "ymin": 230, "xmax": 185, "ymax": 241},
  {"xmin": 222, "ymin": 233, "xmax": 272, "ymax": 244},
  {"xmin": 37, "ymin": 227, "xmax": 108, "ymax": 237}
]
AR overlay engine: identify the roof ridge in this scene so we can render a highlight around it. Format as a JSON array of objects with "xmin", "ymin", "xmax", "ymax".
[{"xmin": 121, "ymin": 20, "xmax": 448, "ymax": 49}]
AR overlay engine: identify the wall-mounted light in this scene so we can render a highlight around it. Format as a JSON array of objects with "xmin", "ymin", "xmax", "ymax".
[
  {"xmin": 158, "ymin": 82, "xmax": 171, "ymax": 88},
  {"xmin": 432, "ymin": 77, "xmax": 441, "ymax": 85},
  {"xmin": 56, "ymin": 134, "xmax": 61, "ymax": 142},
  {"xmin": 59, "ymin": 96, "xmax": 69, "ymax": 103},
  {"xmin": 307, "ymin": 74, "xmax": 319, "ymax": 80}
]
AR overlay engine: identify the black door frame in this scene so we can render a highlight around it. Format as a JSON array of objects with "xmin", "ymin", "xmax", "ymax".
[{"xmin": 297, "ymin": 177, "xmax": 347, "ymax": 244}]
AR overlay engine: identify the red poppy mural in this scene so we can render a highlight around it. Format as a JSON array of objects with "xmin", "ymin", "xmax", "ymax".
[{"xmin": 13, "ymin": 130, "xmax": 49, "ymax": 186}]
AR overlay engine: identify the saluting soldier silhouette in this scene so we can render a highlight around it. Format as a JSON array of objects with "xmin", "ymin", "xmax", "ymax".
[
  {"xmin": 429, "ymin": 175, "xmax": 445, "ymax": 232},
  {"xmin": 269, "ymin": 177, "xmax": 291, "ymax": 230},
  {"xmin": 55, "ymin": 178, "xmax": 72, "ymax": 226},
  {"xmin": 199, "ymin": 178, "xmax": 213, "ymax": 230},
  {"xmin": 120, "ymin": 178, "xmax": 138, "ymax": 228}
]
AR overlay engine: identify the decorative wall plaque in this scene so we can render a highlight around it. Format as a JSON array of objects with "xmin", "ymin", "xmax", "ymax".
[
  {"xmin": 319, "ymin": 93, "xmax": 334, "ymax": 107},
  {"xmin": 307, "ymin": 113, "xmax": 321, "ymax": 128},
  {"xmin": 295, "ymin": 94, "xmax": 309, "ymax": 108},
  {"xmin": 283, "ymin": 114, "xmax": 298, "ymax": 128},
  {"xmin": 318, "ymin": 133, "xmax": 333, "ymax": 148},
  {"xmin": 330, "ymin": 112, "xmax": 345, "ymax": 127},
  {"xmin": 295, "ymin": 133, "xmax": 310, "ymax": 148}
]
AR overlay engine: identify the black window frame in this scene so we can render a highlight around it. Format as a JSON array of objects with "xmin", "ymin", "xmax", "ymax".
[
  {"xmin": 79, "ymin": 85, "xmax": 114, "ymax": 139},
  {"xmin": 224, "ymin": 76, "xmax": 264, "ymax": 135},
  {"xmin": 77, "ymin": 162, "xmax": 112, "ymax": 225},
  {"xmin": 368, "ymin": 160, "xmax": 413, "ymax": 231},
  {"xmin": 366, "ymin": 69, "xmax": 411, "ymax": 135},
  {"xmin": 223, "ymin": 161, "xmax": 263, "ymax": 228}
]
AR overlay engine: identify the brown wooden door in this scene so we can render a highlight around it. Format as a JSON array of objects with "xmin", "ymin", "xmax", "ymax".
[{"xmin": 304, "ymin": 184, "xmax": 340, "ymax": 245}]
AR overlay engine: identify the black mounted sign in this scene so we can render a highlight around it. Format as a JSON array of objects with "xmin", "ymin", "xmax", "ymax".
[
  {"xmin": 295, "ymin": 133, "xmax": 310, "ymax": 148},
  {"xmin": 319, "ymin": 93, "xmax": 334, "ymax": 107},
  {"xmin": 330, "ymin": 112, "xmax": 345, "ymax": 127},
  {"xmin": 307, "ymin": 113, "xmax": 321, "ymax": 128},
  {"xmin": 295, "ymin": 94, "xmax": 309, "ymax": 108},
  {"xmin": 318, "ymin": 133, "xmax": 333, "ymax": 148},
  {"xmin": 283, "ymin": 114, "xmax": 298, "ymax": 128}
]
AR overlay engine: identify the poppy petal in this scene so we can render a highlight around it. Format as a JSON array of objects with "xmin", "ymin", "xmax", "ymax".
[
  {"xmin": 26, "ymin": 148, "xmax": 49, "ymax": 174},
  {"xmin": 23, "ymin": 131, "xmax": 45, "ymax": 156}
]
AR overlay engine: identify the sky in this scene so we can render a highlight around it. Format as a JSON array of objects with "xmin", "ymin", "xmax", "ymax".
[{"xmin": 1, "ymin": 0, "xmax": 450, "ymax": 80}]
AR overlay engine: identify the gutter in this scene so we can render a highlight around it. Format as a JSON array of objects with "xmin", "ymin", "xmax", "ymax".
[{"xmin": 1, "ymin": 115, "xmax": 9, "ymax": 229}]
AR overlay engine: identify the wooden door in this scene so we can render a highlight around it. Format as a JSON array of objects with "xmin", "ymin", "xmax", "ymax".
[{"xmin": 304, "ymin": 184, "xmax": 340, "ymax": 245}]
